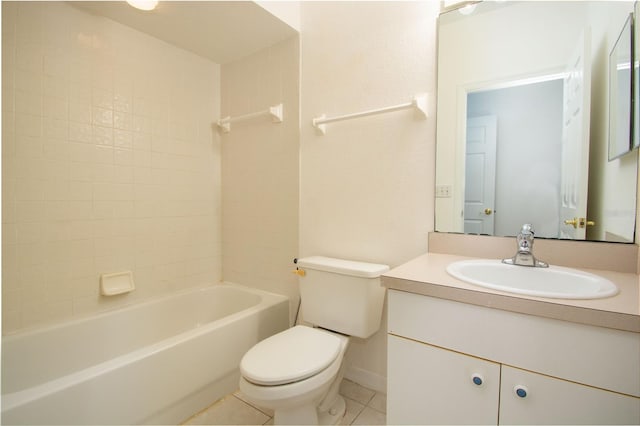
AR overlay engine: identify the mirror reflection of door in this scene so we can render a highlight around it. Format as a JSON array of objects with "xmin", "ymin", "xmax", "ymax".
[
  {"xmin": 560, "ymin": 29, "xmax": 592, "ymax": 240},
  {"xmin": 436, "ymin": 1, "xmax": 639, "ymax": 243},
  {"xmin": 467, "ymin": 78, "xmax": 564, "ymax": 238},
  {"xmin": 464, "ymin": 116, "xmax": 496, "ymax": 235}
]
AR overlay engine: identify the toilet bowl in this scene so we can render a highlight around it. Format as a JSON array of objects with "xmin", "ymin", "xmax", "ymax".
[
  {"xmin": 238, "ymin": 256, "xmax": 389, "ymax": 425},
  {"xmin": 239, "ymin": 326, "xmax": 349, "ymax": 425}
]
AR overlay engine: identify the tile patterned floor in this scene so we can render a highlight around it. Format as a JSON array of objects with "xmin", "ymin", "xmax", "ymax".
[{"xmin": 182, "ymin": 379, "xmax": 386, "ymax": 425}]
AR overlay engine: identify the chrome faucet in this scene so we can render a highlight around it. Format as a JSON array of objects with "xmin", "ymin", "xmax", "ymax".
[{"xmin": 502, "ymin": 224, "xmax": 549, "ymax": 268}]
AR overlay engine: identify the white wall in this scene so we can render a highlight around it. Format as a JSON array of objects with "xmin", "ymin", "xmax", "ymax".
[
  {"xmin": 299, "ymin": 1, "xmax": 438, "ymax": 391},
  {"xmin": 221, "ymin": 36, "xmax": 300, "ymax": 325},
  {"xmin": 2, "ymin": 2, "xmax": 221, "ymax": 333}
]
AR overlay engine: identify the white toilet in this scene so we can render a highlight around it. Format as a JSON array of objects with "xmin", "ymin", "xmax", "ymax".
[{"xmin": 239, "ymin": 256, "xmax": 389, "ymax": 425}]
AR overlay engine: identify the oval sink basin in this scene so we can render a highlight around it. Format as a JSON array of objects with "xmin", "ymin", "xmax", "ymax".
[{"xmin": 446, "ymin": 259, "xmax": 618, "ymax": 299}]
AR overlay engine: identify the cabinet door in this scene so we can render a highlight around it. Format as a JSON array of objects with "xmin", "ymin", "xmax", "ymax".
[
  {"xmin": 388, "ymin": 334, "xmax": 500, "ymax": 425},
  {"xmin": 500, "ymin": 365, "xmax": 640, "ymax": 425}
]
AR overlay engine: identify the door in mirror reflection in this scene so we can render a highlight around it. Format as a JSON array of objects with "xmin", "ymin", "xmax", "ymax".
[
  {"xmin": 435, "ymin": 1, "xmax": 638, "ymax": 243},
  {"xmin": 560, "ymin": 29, "xmax": 591, "ymax": 240},
  {"xmin": 464, "ymin": 116, "xmax": 497, "ymax": 235},
  {"xmin": 466, "ymin": 77, "xmax": 564, "ymax": 239}
]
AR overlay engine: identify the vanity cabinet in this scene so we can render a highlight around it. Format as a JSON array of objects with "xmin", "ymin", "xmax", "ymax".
[
  {"xmin": 387, "ymin": 289, "xmax": 640, "ymax": 425},
  {"xmin": 388, "ymin": 334, "xmax": 500, "ymax": 424},
  {"xmin": 499, "ymin": 365, "xmax": 640, "ymax": 424}
]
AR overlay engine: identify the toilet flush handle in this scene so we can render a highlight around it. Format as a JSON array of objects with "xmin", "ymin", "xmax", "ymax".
[{"xmin": 292, "ymin": 257, "xmax": 306, "ymax": 276}]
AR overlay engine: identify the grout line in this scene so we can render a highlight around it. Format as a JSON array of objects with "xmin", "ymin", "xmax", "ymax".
[
  {"xmin": 232, "ymin": 394, "xmax": 274, "ymax": 418},
  {"xmin": 344, "ymin": 395, "xmax": 366, "ymax": 425},
  {"xmin": 180, "ymin": 395, "xmax": 225, "ymax": 425}
]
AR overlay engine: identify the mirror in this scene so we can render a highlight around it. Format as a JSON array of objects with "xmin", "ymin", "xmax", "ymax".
[
  {"xmin": 436, "ymin": 1, "xmax": 638, "ymax": 242},
  {"xmin": 609, "ymin": 14, "xmax": 634, "ymax": 160}
]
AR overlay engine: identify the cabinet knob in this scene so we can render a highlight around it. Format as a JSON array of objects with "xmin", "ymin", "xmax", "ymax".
[
  {"xmin": 471, "ymin": 374, "xmax": 484, "ymax": 386},
  {"xmin": 514, "ymin": 385, "xmax": 528, "ymax": 398}
]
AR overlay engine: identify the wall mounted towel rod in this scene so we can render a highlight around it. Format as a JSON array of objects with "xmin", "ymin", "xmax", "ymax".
[
  {"xmin": 217, "ymin": 103, "xmax": 283, "ymax": 133},
  {"xmin": 312, "ymin": 94, "xmax": 427, "ymax": 135}
]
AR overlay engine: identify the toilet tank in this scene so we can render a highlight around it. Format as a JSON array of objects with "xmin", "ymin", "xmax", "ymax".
[{"xmin": 296, "ymin": 256, "xmax": 390, "ymax": 339}]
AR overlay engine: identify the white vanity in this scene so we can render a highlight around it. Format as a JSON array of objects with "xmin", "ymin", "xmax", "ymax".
[{"xmin": 384, "ymin": 252, "xmax": 640, "ymax": 425}]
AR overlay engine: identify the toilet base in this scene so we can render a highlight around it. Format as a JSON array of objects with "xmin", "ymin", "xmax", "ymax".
[
  {"xmin": 318, "ymin": 394, "xmax": 346, "ymax": 425},
  {"xmin": 273, "ymin": 394, "xmax": 346, "ymax": 425}
]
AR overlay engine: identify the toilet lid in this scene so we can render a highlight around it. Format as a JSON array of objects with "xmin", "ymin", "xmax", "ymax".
[{"xmin": 240, "ymin": 326, "xmax": 343, "ymax": 386}]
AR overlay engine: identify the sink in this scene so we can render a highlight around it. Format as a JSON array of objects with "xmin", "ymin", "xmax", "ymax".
[{"xmin": 446, "ymin": 259, "xmax": 618, "ymax": 299}]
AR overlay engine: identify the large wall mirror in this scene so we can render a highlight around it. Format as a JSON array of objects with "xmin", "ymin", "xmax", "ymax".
[{"xmin": 435, "ymin": 1, "xmax": 639, "ymax": 242}]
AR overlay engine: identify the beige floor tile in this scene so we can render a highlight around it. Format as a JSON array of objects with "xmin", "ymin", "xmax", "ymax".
[
  {"xmin": 233, "ymin": 389, "xmax": 275, "ymax": 417},
  {"xmin": 185, "ymin": 380, "xmax": 384, "ymax": 426},
  {"xmin": 351, "ymin": 406, "xmax": 386, "ymax": 425},
  {"xmin": 339, "ymin": 379, "xmax": 375, "ymax": 405},
  {"xmin": 368, "ymin": 392, "xmax": 387, "ymax": 414},
  {"xmin": 340, "ymin": 396, "xmax": 365, "ymax": 425},
  {"xmin": 183, "ymin": 395, "xmax": 270, "ymax": 425}
]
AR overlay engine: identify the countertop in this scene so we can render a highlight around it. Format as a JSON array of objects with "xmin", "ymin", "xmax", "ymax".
[{"xmin": 382, "ymin": 253, "xmax": 640, "ymax": 333}]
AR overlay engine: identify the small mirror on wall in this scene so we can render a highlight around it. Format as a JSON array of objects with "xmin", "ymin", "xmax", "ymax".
[
  {"xmin": 635, "ymin": 3, "xmax": 640, "ymax": 150},
  {"xmin": 609, "ymin": 13, "xmax": 634, "ymax": 160}
]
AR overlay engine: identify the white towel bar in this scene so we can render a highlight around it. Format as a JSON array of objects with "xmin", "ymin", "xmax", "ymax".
[
  {"xmin": 217, "ymin": 103, "xmax": 283, "ymax": 133},
  {"xmin": 312, "ymin": 94, "xmax": 427, "ymax": 135}
]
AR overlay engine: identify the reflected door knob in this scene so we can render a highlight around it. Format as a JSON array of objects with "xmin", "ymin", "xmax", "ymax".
[
  {"xmin": 564, "ymin": 218, "xmax": 595, "ymax": 229},
  {"xmin": 484, "ymin": 208, "xmax": 493, "ymax": 215}
]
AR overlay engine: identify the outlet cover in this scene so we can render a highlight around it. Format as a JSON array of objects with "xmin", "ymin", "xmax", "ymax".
[{"xmin": 435, "ymin": 185, "xmax": 452, "ymax": 198}]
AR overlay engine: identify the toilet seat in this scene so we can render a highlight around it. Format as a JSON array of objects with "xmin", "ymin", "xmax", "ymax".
[{"xmin": 240, "ymin": 326, "xmax": 342, "ymax": 386}]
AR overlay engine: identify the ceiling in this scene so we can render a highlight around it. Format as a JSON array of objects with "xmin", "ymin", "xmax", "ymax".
[{"xmin": 71, "ymin": 1, "xmax": 298, "ymax": 64}]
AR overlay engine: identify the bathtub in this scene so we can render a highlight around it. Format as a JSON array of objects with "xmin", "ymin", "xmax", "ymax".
[{"xmin": 2, "ymin": 283, "xmax": 289, "ymax": 425}]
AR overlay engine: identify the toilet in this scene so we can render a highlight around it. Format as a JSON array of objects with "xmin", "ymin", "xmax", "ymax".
[{"xmin": 239, "ymin": 256, "xmax": 389, "ymax": 425}]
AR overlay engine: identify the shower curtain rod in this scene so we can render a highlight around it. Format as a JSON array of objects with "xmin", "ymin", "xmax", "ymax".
[
  {"xmin": 217, "ymin": 103, "xmax": 283, "ymax": 133},
  {"xmin": 312, "ymin": 94, "xmax": 428, "ymax": 135}
]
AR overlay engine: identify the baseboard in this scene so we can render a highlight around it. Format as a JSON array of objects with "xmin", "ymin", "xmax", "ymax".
[{"xmin": 344, "ymin": 366, "xmax": 387, "ymax": 394}]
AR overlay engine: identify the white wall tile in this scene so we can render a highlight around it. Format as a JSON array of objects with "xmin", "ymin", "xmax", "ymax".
[
  {"xmin": 43, "ymin": 97, "xmax": 68, "ymax": 120},
  {"xmin": 43, "ymin": 118, "xmax": 69, "ymax": 141},
  {"xmin": 15, "ymin": 91, "xmax": 42, "ymax": 115},
  {"xmin": 69, "ymin": 122, "xmax": 92, "ymax": 143},
  {"xmin": 15, "ymin": 113, "xmax": 42, "ymax": 137},
  {"xmin": 3, "ymin": 1, "xmax": 221, "ymax": 334},
  {"xmin": 92, "ymin": 108, "xmax": 113, "ymax": 127}
]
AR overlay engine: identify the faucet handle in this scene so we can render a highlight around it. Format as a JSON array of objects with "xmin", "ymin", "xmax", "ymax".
[
  {"xmin": 504, "ymin": 223, "xmax": 549, "ymax": 268},
  {"xmin": 520, "ymin": 223, "xmax": 534, "ymax": 235}
]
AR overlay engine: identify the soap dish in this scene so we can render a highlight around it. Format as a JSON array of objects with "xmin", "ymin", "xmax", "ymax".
[{"xmin": 100, "ymin": 271, "xmax": 135, "ymax": 296}]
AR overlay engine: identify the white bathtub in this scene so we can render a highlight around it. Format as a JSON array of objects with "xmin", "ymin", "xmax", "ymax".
[{"xmin": 1, "ymin": 283, "xmax": 289, "ymax": 425}]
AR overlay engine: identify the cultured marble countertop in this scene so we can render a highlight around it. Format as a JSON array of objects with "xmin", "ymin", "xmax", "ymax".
[{"xmin": 382, "ymin": 253, "xmax": 640, "ymax": 333}]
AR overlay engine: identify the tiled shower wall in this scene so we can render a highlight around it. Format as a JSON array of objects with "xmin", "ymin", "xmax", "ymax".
[{"xmin": 2, "ymin": 2, "xmax": 222, "ymax": 334}]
